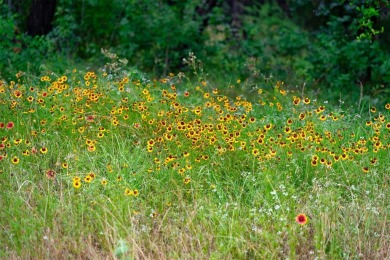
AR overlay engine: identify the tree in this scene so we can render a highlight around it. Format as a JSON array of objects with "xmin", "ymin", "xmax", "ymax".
[{"xmin": 27, "ymin": 0, "xmax": 57, "ymax": 36}]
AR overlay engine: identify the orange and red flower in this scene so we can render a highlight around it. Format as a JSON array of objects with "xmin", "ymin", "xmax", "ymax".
[
  {"xmin": 6, "ymin": 122, "xmax": 15, "ymax": 129},
  {"xmin": 296, "ymin": 213, "xmax": 308, "ymax": 225},
  {"xmin": 46, "ymin": 169, "xmax": 56, "ymax": 179}
]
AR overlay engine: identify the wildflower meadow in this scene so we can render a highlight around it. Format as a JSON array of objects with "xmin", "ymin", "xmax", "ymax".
[{"xmin": 0, "ymin": 54, "xmax": 389, "ymax": 259}]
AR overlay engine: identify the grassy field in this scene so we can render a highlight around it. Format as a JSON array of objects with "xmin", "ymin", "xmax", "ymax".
[{"xmin": 0, "ymin": 60, "xmax": 389, "ymax": 259}]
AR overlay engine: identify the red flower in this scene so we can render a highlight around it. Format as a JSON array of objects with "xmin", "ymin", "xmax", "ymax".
[
  {"xmin": 6, "ymin": 122, "xmax": 14, "ymax": 129},
  {"xmin": 296, "ymin": 213, "xmax": 308, "ymax": 225},
  {"xmin": 46, "ymin": 169, "xmax": 56, "ymax": 179},
  {"xmin": 85, "ymin": 115, "xmax": 95, "ymax": 122}
]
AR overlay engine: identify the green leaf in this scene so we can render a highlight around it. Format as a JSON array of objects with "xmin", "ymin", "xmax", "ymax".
[{"xmin": 114, "ymin": 239, "xmax": 129, "ymax": 258}]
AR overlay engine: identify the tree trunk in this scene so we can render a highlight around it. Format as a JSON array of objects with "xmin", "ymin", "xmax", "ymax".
[
  {"xmin": 27, "ymin": 0, "xmax": 57, "ymax": 36},
  {"xmin": 195, "ymin": 0, "xmax": 218, "ymax": 33},
  {"xmin": 229, "ymin": 0, "xmax": 245, "ymax": 41},
  {"xmin": 276, "ymin": 0, "xmax": 290, "ymax": 17}
]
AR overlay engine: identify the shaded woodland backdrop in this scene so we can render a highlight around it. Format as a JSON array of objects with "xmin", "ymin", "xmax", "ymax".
[{"xmin": 1, "ymin": 0, "xmax": 389, "ymax": 105}]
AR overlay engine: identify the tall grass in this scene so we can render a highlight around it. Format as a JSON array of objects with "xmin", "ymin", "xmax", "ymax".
[{"xmin": 0, "ymin": 58, "xmax": 389, "ymax": 259}]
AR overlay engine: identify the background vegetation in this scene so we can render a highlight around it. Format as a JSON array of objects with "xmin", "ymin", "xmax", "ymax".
[{"xmin": 1, "ymin": 0, "xmax": 389, "ymax": 105}]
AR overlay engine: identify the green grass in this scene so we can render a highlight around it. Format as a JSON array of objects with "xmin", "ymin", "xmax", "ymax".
[{"xmin": 0, "ymin": 64, "xmax": 389, "ymax": 259}]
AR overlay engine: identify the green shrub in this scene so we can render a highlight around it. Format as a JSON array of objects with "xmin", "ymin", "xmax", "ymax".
[
  {"xmin": 2, "ymin": 0, "xmax": 389, "ymax": 106},
  {"xmin": 0, "ymin": 2, "xmax": 56, "ymax": 79}
]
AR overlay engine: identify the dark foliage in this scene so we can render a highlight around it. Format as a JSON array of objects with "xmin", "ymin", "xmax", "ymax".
[{"xmin": 1, "ymin": 0, "xmax": 389, "ymax": 104}]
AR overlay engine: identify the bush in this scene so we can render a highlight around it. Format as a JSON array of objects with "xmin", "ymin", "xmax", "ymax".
[
  {"xmin": 2, "ymin": 0, "xmax": 389, "ymax": 106},
  {"xmin": 0, "ymin": 3, "xmax": 56, "ymax": 79}
]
